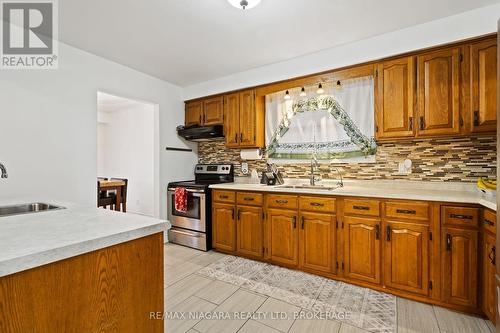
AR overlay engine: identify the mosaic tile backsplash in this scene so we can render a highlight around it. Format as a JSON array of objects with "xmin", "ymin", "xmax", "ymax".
[{"xmin": 198, "ymin": 136, "xmax": 497, "ymax": 182}]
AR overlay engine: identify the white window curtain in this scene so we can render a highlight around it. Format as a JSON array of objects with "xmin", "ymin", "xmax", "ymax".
[{"xmin": 265, "ymin": 76, "xmax": 376, "ymax": 163}]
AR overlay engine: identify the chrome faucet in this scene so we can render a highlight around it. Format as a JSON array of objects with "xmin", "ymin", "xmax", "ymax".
[
  {"xmin": 333, "ymin": 167, "xmax": 344, "ymax": 188},
  {"xmin": 0, "ymin": 162, "xmax": 7, "ymax": 179},
  {"xmin": 310, "ymin": 157, "xmax": 320, "ymax": 186}
]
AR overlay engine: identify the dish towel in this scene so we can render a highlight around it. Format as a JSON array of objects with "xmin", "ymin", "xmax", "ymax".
[{"xmin": 174, "ymin": 187, "xmax": 188, "ymax": 213}]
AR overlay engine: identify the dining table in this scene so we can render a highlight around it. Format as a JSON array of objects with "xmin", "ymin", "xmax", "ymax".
[{"xmin": 98, "ymin": 179, "xmax": 126, "ymax": 211}]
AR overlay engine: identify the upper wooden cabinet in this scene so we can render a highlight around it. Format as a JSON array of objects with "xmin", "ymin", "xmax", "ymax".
[
  {"xmin": 224, "ymin": 89, "xmax": 265, "ymax": 148},
  {"xmin": 203, "ymin": 96, "xmax": 224, "ymax": 126},
  {"xmin": 417, "ymin": 47, "xmax": 461, "ymax": 136},
  {"xmin": 469, "ymin": 39, "xmax": 497, "ymax": 133},
  {"xmin": 184, "ymin": 97, "xmax": 224, "ymax": 127},
  {"xmin": 375, "ymin": 57, "xmax": 416, "ymax": 139},
  {"xmin": 185, "ymin": 100, "xmax": 203, "ymax": 127}
]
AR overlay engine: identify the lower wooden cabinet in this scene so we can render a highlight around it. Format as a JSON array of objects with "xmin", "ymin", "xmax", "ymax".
[
  {"xmin": 212, "ymin": 203, "xmax": 236, "ymax": 252},
  {"xmin": 268, "ymin": 208, "xmax": 299, "ymax": 267},
  {"xmin": 383, "ymin": 221, "xmax": 429, "ymax": 296},
  {"xmin": 343, "ymin": 216, "xmax": 381, "ymax": 284},
  {"xmin": 441, "ymin": 227, "xmax": 478, "ymax": 308},
  {"xmin": 299, "ymin": 212, "xmax": 336, "ymax": 274},
  {"xmin": 482, "ymin": 231, "xmax": 496, "ymax": 322},
  {"xmin": 236, "ymin": 205, "xmax": 263, "ymax": 259}
]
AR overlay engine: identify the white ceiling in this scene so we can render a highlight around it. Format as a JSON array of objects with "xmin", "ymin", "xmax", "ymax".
[{"xmin": 60, "ymin": 0, "xmax": 500, "ymax": 86}]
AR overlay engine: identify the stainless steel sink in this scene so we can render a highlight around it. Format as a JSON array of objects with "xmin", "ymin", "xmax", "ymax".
[
  {"xmin": 277, "ymin": 184, "xmax": 341, "ymax": 191},
  {"xmin": 0, "ymin": 203, "xmax": 65, "ymax": 217}
]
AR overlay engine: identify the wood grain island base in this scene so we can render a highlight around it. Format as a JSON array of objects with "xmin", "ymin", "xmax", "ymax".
[{"xmin": 0, "ymin": 232, "xmax": 164, "ymax": 333}]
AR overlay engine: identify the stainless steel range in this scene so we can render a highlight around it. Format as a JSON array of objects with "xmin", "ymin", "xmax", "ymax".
[{"xmin": 167, "ymin": 164, "xmax": 234, "ymax": 251}]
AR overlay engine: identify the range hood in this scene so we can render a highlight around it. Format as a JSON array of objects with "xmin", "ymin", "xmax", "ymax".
[{"xmin": 176, "ymin": 125, "xmax": 224, "ymax": 142}]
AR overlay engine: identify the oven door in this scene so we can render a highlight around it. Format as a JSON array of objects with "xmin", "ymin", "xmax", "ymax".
[{"xmin": 167, "ymin": 188, "xmax": 206, "ymax": 232}]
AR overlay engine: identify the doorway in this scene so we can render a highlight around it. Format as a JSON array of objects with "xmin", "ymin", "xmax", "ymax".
[{"xmin": 97, "ymin": 91, "xmax": 159, "ymax": 217}]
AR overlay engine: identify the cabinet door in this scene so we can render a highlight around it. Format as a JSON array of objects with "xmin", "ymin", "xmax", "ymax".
[
  {"xmin": 417, "ymin": 48, "xmax": 461, "ymax": 136},
  {"xmin": 482, "ymin": 232, "xmax": 496, "ymax": 322},
  {"xmin": 383, "ymin": 221, "xmax": 429, "ymax": 295},
  {"xmin": 224, "ymin": 93, "xmax": 240, "ymax": 147},
  {"xmin": 470, "ymin": 39, "xmax": 497, "ymax": 133},
  {"xmin": 185, "ymin": 101, "xmax": 202, "ymax": 127},
  {"xmin": 343, "ymin": 216, "xmax": 381, "ymax": 284},
  {"xmin": 203, "ymin": 96, "xmax": 224, "ymax": 125},
  {"xmin": 268, "ymin": 209, "xmax": 298, "ymax": 267},
  {"xmin": 442, "ymin": 227, "xmax": 478, "ymax": 307},
  {"xmin": 299, "ymin": 212, "xmax": 335, "ymax": 274},
  {"xmin": 237, "ymin": 206, "xmax": 263, "ymax": 259},
  {"xmin": 212, "ymin": 203, "xmax": 236, "ymax": 252},
  {"xmin": 375, "ymin": 57, "xmax": 416, "ymax": 139},
  {"xmin": 239, "ymin": 89, "xmax": 256, "ymax": 147}
]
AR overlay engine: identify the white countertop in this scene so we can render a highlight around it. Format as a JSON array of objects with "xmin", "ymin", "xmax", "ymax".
[
  {"xmin": 210, "ymin": 179, "xmax": 497, "ymax": 211},
  {"xmin": 0, "ymin": 199, "xmax": 168, "ymax": 277}
]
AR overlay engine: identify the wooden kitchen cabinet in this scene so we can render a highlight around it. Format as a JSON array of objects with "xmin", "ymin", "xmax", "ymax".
[
  {"xmin": 442, "ymin": 226, "xmax": 478, "ymax": 308},
  {"xmin": 268, "ymin": 208, "xmax": 299, "ymax": 267},
  {"xmin": 224, "ymin": 92, "xmax": 240, "ymax": 147},
  {"xmin": 203, "ymin": 96, "xmax": 224, "ymax": 125},
  {"xmin": 375, "ymin": 57, "xmax": 416, "ymax": 139},
  {"xmin": 469, "ymin": 38, "xmax": 497, "ymax": 133},
  {"xmin": 299, "ymin": 212, "xmax": 335, "ymax": 274},
  {"xmin": 236, "ymin": 205, "xmax": 263, "ymax": 259},
  {"xmin": 185, "ymin": 96, "xmax": 224, "ymax": 127},
  {"xmin": 383, "ymin": 221, "xmax": 429, "ymax": 296},
  {"xmin": 212, "ymin": 203, "xmax": 236, "ymax": 252},
  {"xmin": 417, "ymin": 47, "xmax": 461, "ymax": 136},
  {"xmin": 185, "ymin": 100, "xmax": 202, "ymax": 127},
  {"xmin": 343, "ymin": 216, "xmax": 381, "ymax": 284},
  {"xmin": 223, "ymin": 89, "xmax": 265, "ymax": 148},
  {"xmin": 482, "ymin": 231, "xmax": 496, "ymax": 323}
]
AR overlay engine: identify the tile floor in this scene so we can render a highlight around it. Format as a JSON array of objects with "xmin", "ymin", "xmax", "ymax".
[{"xmin": 164, "ymin": 243, "xmax": 496, "ymax": 333}]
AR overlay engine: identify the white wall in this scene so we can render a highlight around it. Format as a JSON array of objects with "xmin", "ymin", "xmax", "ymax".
[
  {"xmin": 183, "ymin": 4, "xmax": 500, "ymax": 99},
  {"xmin": 98, "ymin": 101, "xmax": 155, "ymax": 216},
  {"xmin": 0, "ymin": 42, "xmax": 198, "ymax": 220}
]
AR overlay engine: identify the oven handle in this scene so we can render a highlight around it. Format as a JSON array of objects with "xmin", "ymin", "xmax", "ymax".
[
  {"xmin": 168, "ymin": 188, "xmax": 206, "ymax": 194},
  {"xmin": 170, "ymin": 229, "xmax": 204, "ymax": 238}
]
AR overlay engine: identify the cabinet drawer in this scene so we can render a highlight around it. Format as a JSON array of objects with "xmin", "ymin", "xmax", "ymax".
[
  {"xmin": 299, "ymin": 196, "xmax": 335, "ymax": 213},
  {"xmin": 237, "ymin": 192, "xmax": 263, "ymax": 206},
  {"xmin": 385, "ymin": 201, "xmax": 429, "ymax": 221},
  {"xmin": 344, "ymin": 199, "xmax": 380, "ymax": 217},
  {"xmin": 483, "ymin": 209, "xmax": 496, "ymax": 234},
  {"xmin": 213, "ymin": 190, "xmax": 235, "ymax": 204},
  {"xmin": 442, "ymin": 206, "xmax": 479, "ymax": 227},
  {"xmin": 267, "ymin": 194, "xmax": 298, "ymax": 210}
]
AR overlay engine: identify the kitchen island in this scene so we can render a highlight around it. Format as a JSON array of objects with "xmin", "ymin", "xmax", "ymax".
[{"xmin": 0, "ymin": 200, "xmax": 167, "ymax": 333}]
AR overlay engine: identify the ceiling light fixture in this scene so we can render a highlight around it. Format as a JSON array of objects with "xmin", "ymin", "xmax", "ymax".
[
  {"xmin": 227, "ymin": 0, "xmax": 261, "ymax": 10},
  {"xmin": 316, "ymin": 83, "xmax": 324, "ymax": 94},
  {"xmin": 284, "ymin": 90, "xmax": 291, "ymax": 100},
  {"xmin": 300, "ymin": 87, "xmax": 307, "ymax": 97}
]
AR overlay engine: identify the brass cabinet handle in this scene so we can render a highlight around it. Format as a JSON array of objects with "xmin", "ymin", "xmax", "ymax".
[
  {"xmin": 235, "ymin": 133, "xmax": 238, "ymax": 143},
  {"xmin": 237, "ymin": 209, "xmax": 240, "ymax": 220},
  {"xmin": 231, "ymin": 208, "xmax": 235, "ymax": 220},
  {"xmin": 220, "ymin": 195, "xmax": 229, "ymax": 199},
  {"xmin": 396, "ymin": 209, "xmax": 416, "ymax": 215},
  {"xmin": 353, "ymin": 205, "xmax": 369, "ymax": 211},
  {"xmin": 301, "ymin": 216, "xmax": 305, "ymax": 229},
  {"xmin": 484, "ymin": 219, "xmax": 495, "ymax": 226},
  {"xmin": 243, "ymin": 197, "xmax": 255, "ymax": 201},
  {"xmin": 292, "ymin": 216, "xmax": 297, "ymax": 228},
  {"xmin": 276, "ymin": 199, "xmax": 288, "ymax": 204},
  {"xmin": 386, "ymin": 226, "xmax": 391, "ymax": 241},
  {"xmin": 446, "ymin": 234, "xmax": 452, "ymax": 251},
  {"xmin": 408, "ymin": 117, "xmax": 413, "ymax": 131},
  {"xmin": 310, "ymin": 202, "xmax": 324, "ymax": 207},
  {"xmin": 240, "ymin": 133, "xmax": 243, "ymax": 142},
  {"xmin": 450, "ymin": 213, "xmax": 473, "ymax": 220},
  {"xmin": 375, "ymin": 224, "xmax": 380, "ymax": 240}
]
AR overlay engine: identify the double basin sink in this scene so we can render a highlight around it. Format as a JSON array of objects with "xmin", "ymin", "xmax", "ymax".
[{"xmin": 0, "ymin": 203, "xmax": 65, "ymax": 217}]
